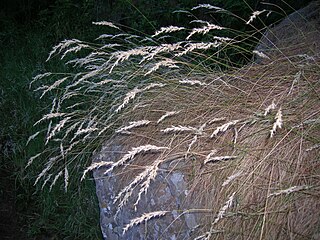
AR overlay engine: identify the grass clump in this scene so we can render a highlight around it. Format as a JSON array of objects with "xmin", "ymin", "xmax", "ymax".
[
  {"xmin": 0, "ymin": 14, "xmax": 102, "ymax": 240},
  {"xmin": 28, "ymin": 2, "xmax": 320, "ymax": 239}
]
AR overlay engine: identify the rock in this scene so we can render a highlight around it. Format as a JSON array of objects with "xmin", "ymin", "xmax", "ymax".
[
  {"xmin": 93, "ymin": 137, "xmax": 200, "ymax": 239},
  {"xmin": 255, "ymin": 1, "xmax": 320, "ymax": 62}
]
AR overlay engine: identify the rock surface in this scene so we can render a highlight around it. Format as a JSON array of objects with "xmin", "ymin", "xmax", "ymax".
[
  {"xmin": 255, "ymin": 1, "xmax": 320, "ymax": 62},
  {"xmin": 93, "ymin": 137, "xmax": 200, "ymax": 239}
]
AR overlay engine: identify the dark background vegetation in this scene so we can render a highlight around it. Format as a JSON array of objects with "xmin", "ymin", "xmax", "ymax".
[{"xmin": 0, "ymin": 0, "xmax": 312, "ymax": 239}]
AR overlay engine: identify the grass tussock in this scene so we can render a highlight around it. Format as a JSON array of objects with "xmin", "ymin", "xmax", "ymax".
[
  {"xmin": 29, "ymin": 2, "xmax": 320, "ymax": 239},
  {"xmin": 109, "ymin": 52, "xmax": 320, "ymax": 239}
]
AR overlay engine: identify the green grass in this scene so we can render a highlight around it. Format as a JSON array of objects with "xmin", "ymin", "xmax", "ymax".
[{"xmin": 0, "ymin": 24, "xmax": 102, "ymax": 239}]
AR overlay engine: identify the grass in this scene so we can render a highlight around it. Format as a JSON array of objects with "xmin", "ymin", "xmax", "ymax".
[
  {"xmin": 28, "ymin": 2, "xmax": 320, "ymax": 239},
  {"xmin": 2, "ymin": 1, "xmax": 319, "ymax": 239},
  {"xmin": 0, "ymin": 23, "xmax": 102, "ymax": 239}
]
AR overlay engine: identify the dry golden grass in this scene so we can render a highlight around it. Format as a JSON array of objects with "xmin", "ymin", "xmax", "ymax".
[{"xmin": 108, "ymin": 46, "xmax": 320, "ymax": 238}]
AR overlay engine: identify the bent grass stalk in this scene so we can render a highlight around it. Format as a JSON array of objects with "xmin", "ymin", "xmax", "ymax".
[
  {"xmin": 103, "ymin": 145, "xmax": 168, "ymax": 175},
  {"xmin": 122, "ymin": 211, "xmax": 169, "ymax": 234}
]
